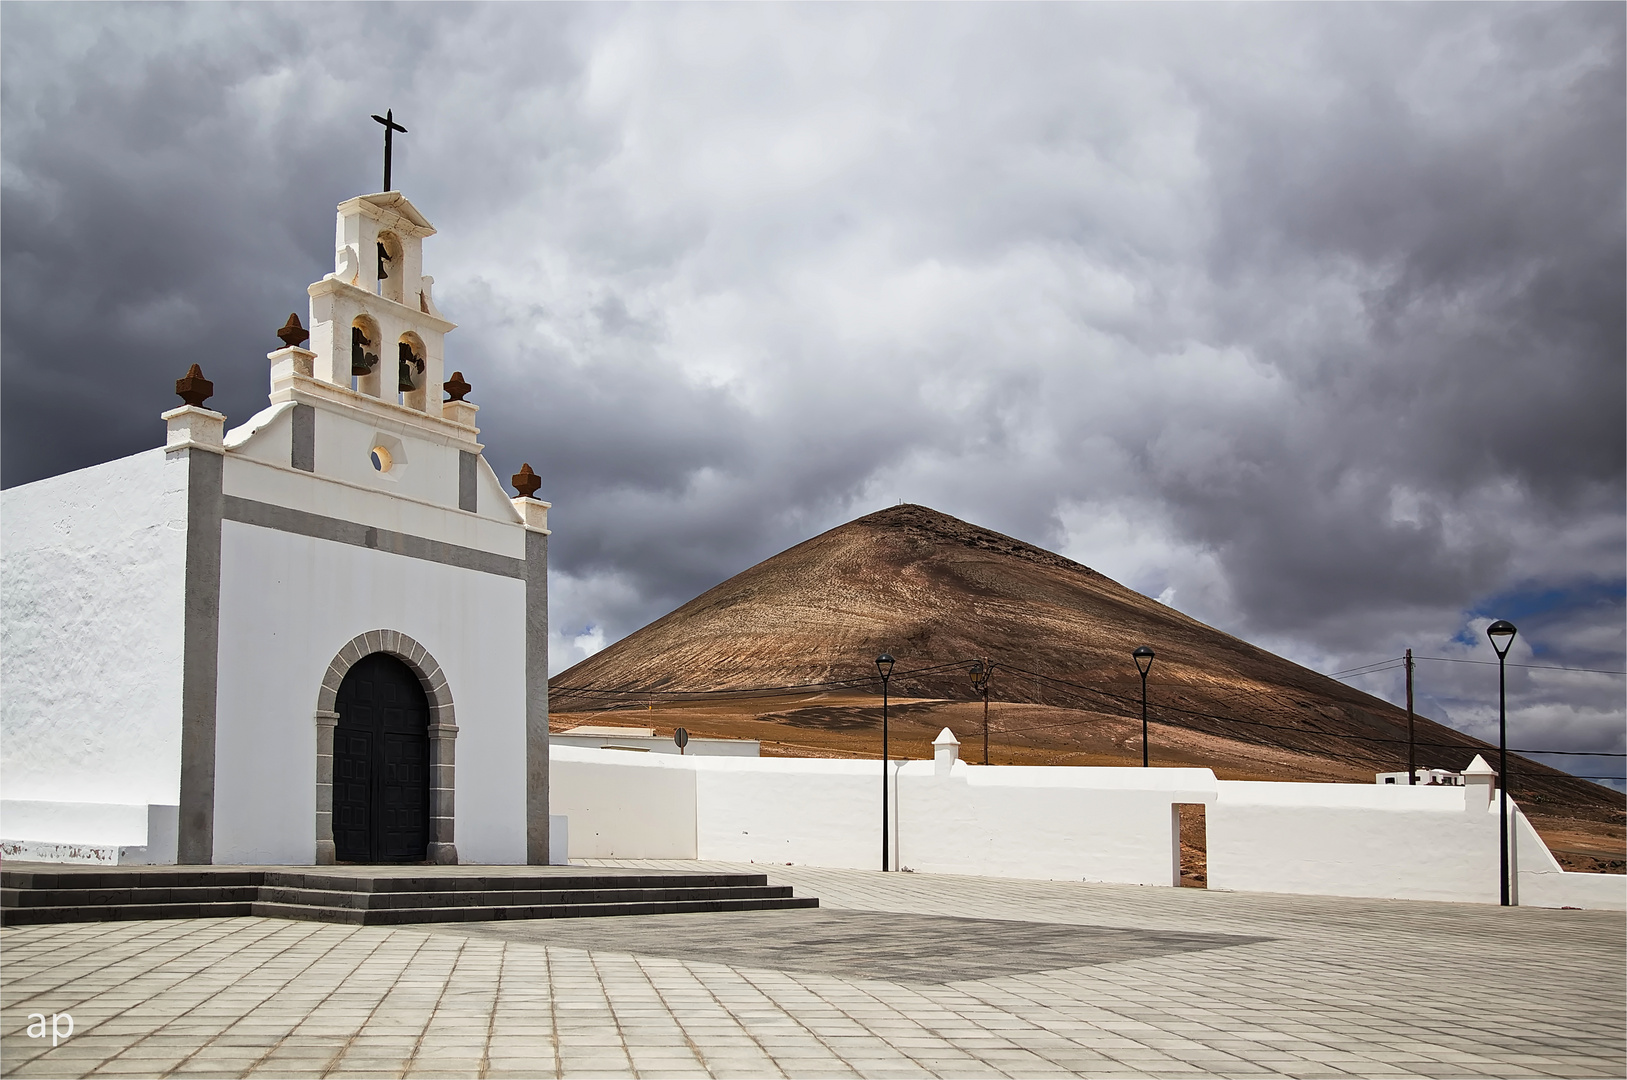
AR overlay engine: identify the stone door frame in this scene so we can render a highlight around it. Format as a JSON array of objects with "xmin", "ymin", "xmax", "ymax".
[{"xmin": 314, "ymin": 630, "xmax": 457, "ymax": 865}]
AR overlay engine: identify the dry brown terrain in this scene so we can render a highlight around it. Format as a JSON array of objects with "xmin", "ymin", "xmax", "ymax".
[{"xmin": 553, "ymin": 504, "xmax": 1624, "ymax": 873}]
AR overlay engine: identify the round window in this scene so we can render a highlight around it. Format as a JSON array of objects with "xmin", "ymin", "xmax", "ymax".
[{"xmin": 370, "ymin": 445, "xmax": 393, "ymax": 473}]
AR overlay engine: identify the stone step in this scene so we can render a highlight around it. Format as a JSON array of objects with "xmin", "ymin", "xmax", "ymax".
[
  {"xmin": 2, "ymin": 885, "xmax": 262, "ymax": 909},
  {"xmin": 255, "ymin": 884, "xmax": 798, "ymax": 911},
  {"xmin": 258, "ymin": 871, "xmax": 773, "ymax": 894},
  {"xmin": 1, "ymin": 901, "xmax": 256, "ymax": 925},
  {"xmin": 1, "ymin": 869, "xmax": 264, "ymax": 890},
  {"xmin": 251, "ymin": 894, "xmax": 820, "ymax": 926},
  {"xmin": 0, "ymin": 866, "xmax": 818, "ymax": 927}
]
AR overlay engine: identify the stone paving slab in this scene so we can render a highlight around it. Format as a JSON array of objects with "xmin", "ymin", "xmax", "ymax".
[{"xmin": 2, "ymin": 861, "xmax": 1623, "ymax": 1078}]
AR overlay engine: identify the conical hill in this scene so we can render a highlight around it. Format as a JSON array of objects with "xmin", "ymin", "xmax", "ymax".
[{"xmin": 552, "ymin": 504, "xmax": 1621, "ymax": 820}]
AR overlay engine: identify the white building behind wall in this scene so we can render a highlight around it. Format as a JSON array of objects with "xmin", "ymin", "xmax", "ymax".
[{"xmin": 2, "ymin": 191, "xmax": 552, "ymax": 868}]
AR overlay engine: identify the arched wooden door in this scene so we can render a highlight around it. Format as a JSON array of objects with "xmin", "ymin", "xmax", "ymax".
[{"xmin": 333, "ymin": 653, "xmax": 431, "ymax": 863}]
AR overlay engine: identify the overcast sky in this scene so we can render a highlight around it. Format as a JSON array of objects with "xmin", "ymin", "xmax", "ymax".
[{"xmin": 4, "ymin": 3, "xmax": 1622, "ymax": 788}]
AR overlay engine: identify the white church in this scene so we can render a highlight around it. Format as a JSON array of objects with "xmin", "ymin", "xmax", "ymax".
[{"xmin": 2, "ymin": 190, "xmax": 551, "ymax": 867}]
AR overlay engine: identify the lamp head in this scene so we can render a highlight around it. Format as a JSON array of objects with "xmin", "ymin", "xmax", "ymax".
[
  {"xmin": 1486, "ymin": 620, "xmax": 1518, "ymax": 659},
  {"xmin": 876, "ymin": 653, "xmax": 895, "ymax": 680},
  {"xmin": 1133, "ymin": 645, "xmax": 1155, "ymax": 677}
]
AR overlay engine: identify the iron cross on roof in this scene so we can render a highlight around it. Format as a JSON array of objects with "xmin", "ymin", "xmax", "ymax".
[{"xmin": 371, "ymin": 108, "xmax": 408, "ymax": 192}]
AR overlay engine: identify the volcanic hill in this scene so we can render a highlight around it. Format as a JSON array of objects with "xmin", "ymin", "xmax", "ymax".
[{"xmin": 551, "ymin": 504, "xmax": 1623, "ymax": 868}]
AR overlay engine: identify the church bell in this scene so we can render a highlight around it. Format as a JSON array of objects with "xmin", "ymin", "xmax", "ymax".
[
  {"xmin": 351, "ymin": 327, "xmax": 378, "ymax": 376},
  {"xmin": 398, "ymin": 342, "xmax": 424, "ymax": 392}
]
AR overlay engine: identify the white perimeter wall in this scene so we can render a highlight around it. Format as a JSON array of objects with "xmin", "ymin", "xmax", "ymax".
[
  {"xmin": 1208, "ymin": 780, "xmax": 1626, "ymax": 909},
  {"xmin": 213, "ymin": 520, "xmax": 527, "ymax": 864},
  {"xmin": 549, "ymin": 751, "xmax": 697, "ymax": 858},
  {"xmin": 552, "ymin": 748, "xmax": 1625, "ymax": 908},
  {"xmin": 554, "ymin": 747, "xmax": 1214, "ymax": 885},
  {"xmin": 1208, "ymin": 780, "xmax": 1499, "ymax": 903},
  {"xmin": 1, "ymin": 449, "xmax": 186, "ymax": 807},
  {"xmin": 902, "ymin": 764, "xmax": 1215, "ymax": 884}
]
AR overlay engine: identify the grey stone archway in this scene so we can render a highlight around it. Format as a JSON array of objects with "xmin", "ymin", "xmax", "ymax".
[{"xmin": 314, "ymin": 630, "xmax": 457, "ymax": 865}]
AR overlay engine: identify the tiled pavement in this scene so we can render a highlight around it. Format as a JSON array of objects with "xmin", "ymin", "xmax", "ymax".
[{"xmin": 2, "ymin": 860, "xmax": 1622, "ymax": 1079}]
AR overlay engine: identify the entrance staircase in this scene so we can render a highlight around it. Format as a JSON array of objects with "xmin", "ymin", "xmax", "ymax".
[{"xmin": 0, "ymin": 866, "xmax": 817, "ymax": 927}]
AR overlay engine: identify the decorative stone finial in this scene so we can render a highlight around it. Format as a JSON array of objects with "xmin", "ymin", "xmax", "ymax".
[
  {"xmin": 277, "ymin": 313, "xmax": 309, "ymax": 348},
  {"xmin": 512, "ymin": 463, "xmax": 541, "ymax": 499},
  {"xmin": 175, "ymin": 364, "xmax": 214, "ymax": 407},
  {"xmin": 444, "ymin": 371, "xmax": 472, "ymax": 402}
]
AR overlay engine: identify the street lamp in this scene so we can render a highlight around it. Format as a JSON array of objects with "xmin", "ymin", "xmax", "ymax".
[
  {"xmin": 876, "ymin": 653, "xmax": 895, "ymax": 872},
  {"xmin": 1133, "ymin": 646, "xmax": 1156, "ymax": 767},
  {"xmin": 1486, "ymin": 619, "xmax": 1517, "ymax": 907},
  {"xmin": 969, "ymin": 660, "xmax": 992, "ymax": 765}
]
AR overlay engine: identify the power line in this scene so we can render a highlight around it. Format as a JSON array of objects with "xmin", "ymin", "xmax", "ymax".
[
  {"xmin": 1414, "ymin": 655, "xmax": 1626, "ymax": 676},
  {"xmin": 554, "ymin": 655, "xmax": 1623, "ymax": 770},
  {"xmin": 1325, "ymin": 658, "xmax": 1404, "ymax": 679}
]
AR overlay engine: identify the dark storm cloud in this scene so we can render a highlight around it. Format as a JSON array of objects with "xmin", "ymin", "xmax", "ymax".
[{"xmin": 3, "ymin": 3, "xmax": 1621, "ymax": 770}]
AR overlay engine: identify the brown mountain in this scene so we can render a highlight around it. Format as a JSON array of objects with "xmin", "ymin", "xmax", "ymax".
[{"xmin": 551, "ymin": 504, "xmax": 1622, "ymax": 838}]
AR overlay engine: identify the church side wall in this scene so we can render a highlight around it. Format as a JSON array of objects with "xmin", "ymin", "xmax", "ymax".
[
  {"xmin": 213, "ymin": 521, "xmax": 527, "ymax": 864},
  {"xmin": 0, "ymin": 449, "xmax": 187, "ymax": 811}
]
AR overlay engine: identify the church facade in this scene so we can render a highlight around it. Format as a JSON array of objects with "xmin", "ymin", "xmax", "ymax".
[{"xmin": 1, "ymin": 191, "xmax": 550, "ymax": 866}]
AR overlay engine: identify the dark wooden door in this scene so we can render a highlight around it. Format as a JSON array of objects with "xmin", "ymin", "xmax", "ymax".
[{"xmin": 334, "ymin": 653, "xmax": 430, "ymax": 863}]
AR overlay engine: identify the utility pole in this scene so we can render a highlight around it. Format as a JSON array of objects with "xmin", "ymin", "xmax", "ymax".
[
  {"xmin": 1405, "ymin": 649, "xmax": 1416, "ymax": 785},
  {"xmin": 969, "ymin": 660, "xmax": 992, "ymax": 765}
]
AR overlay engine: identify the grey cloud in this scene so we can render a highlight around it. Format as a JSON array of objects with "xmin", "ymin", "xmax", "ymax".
[{"xmin": 2, "ymin": 3, "xmax": 1620, "ymax": 779}]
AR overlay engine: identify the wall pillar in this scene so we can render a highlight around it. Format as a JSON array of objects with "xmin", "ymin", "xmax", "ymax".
[
  {"xmin": 514, "ymin": 496, "xmax": 551, "ymax": 865},
  {"xmin": 428, "ymin": 720, "xmax": 459, "ymax": 864},
  {"xmin": 313, "ymin": 710, "xmax": 339, "ymax": 865},
  {"xmin": 166, "ymin": 411, "xmax": 226, "ymax": 866}
]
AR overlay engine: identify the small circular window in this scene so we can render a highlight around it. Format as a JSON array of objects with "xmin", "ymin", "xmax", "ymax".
[{"xmin": 370, "ymin": 445, "xmax": 393, "ymax": 473}]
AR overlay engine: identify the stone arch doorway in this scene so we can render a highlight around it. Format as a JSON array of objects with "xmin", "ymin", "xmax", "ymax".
[
  {"xmin": 314, "ymin": 631, "xmax": 457, "ymax": 865},
  {"xmin": 334, "ymin": 654, "xmax": 430, "ymax": 863}
]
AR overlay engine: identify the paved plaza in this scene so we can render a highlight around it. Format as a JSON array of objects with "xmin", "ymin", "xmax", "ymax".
[{"xmin": 3, "ymin": 860, "xmax": 1623, "ymax": 1079}]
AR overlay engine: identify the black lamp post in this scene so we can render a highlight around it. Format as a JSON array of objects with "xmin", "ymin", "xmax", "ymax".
[
  {"xmin": 969, "ymin": 660, "xmax": 991, "ymax": 765},
  {"xmin": 1133, "ymin": 646, "xmax": 1155, "ymax": 767},
  {"xmin": 876, "ymin": 653, "xmax": 895, "ymax": 871},
  {"xmin": 1486, "ymin": 620, "xmax": 1517, "ymax": 906}
]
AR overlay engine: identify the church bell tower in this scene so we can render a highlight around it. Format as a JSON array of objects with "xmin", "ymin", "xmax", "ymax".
[{"xmin": 305, "ymin": 191, "xmax": 454, "ymax": 414}]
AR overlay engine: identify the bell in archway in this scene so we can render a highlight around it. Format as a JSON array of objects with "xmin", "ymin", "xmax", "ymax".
[
  {"xmin": 351, "ymin": 327, "xmax": 378, "ymax": 375},
  {"xmin": 398, "ymin": 342, "xmax": 423, "ymax": 391}
]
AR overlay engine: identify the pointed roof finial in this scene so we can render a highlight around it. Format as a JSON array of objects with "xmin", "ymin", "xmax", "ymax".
[
  {"xmin": 277, "ymin": 313, "xmax": 309, "ymax": 349},
  {"xmin": 175, "ymin": 364, "xmax": 214, "ymax": 408},
  {"xmin": 511, "ymin": 463, "xmax": 542, "ymax": 499},
  {"xmin": 444, "ymin": 371, "xmax": 472, "ymax": 402}
]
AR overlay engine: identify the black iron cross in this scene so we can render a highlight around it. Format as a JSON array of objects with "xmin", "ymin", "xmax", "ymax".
[{"xmin": 371, "ymin": 109, "xmax": 408, "ymax": 191}]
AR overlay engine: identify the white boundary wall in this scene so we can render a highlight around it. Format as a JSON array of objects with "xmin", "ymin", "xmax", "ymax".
[
  {"xmin": 1207, "ymin": 777, "xmax": 1625, "ymax": 909},
  {"xmin": 551, "ymin": 743, "xmax": 1625, "ymax": 908},
  {"xmin": 1208, "ymin": 779, "xmax": 1499, "ymax": 903},
  {"xmin": 553, "ymin": 744, "xmax": 1214, "ymax": 885}
]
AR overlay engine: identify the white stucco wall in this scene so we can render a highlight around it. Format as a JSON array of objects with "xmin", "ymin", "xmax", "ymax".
[
  {"xmin": 1207, "ymin": 779, "xmax": 1507, "ymax": 903},
  {"xmin": 899, "ymin": 764, "xmax": 1215, "ymax": 884},
  {"xmin": 696, "ymin": 756, "xmax": 884, "ymax": 868},
  {"xmin": 1510, "ymin": 809, "xmax": 1627, "ymax": 910},
  {"xmin": 1, "ymin": 449, "xmax": 187, "ymax": 807},
  {"xmin": 551, "ymin": 747, "xmax": 1622, "ymax": 907},
  {"xmin": 549, "ymin": 750, "xmax": 698, "ymax": 858},
  {"xmin": 213, "ymin": 520, "xmax": 528, "ymax": 865},
  {"xmin": 552, "ymin": 747, "xmax": 1214, "ymax": 883}
]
